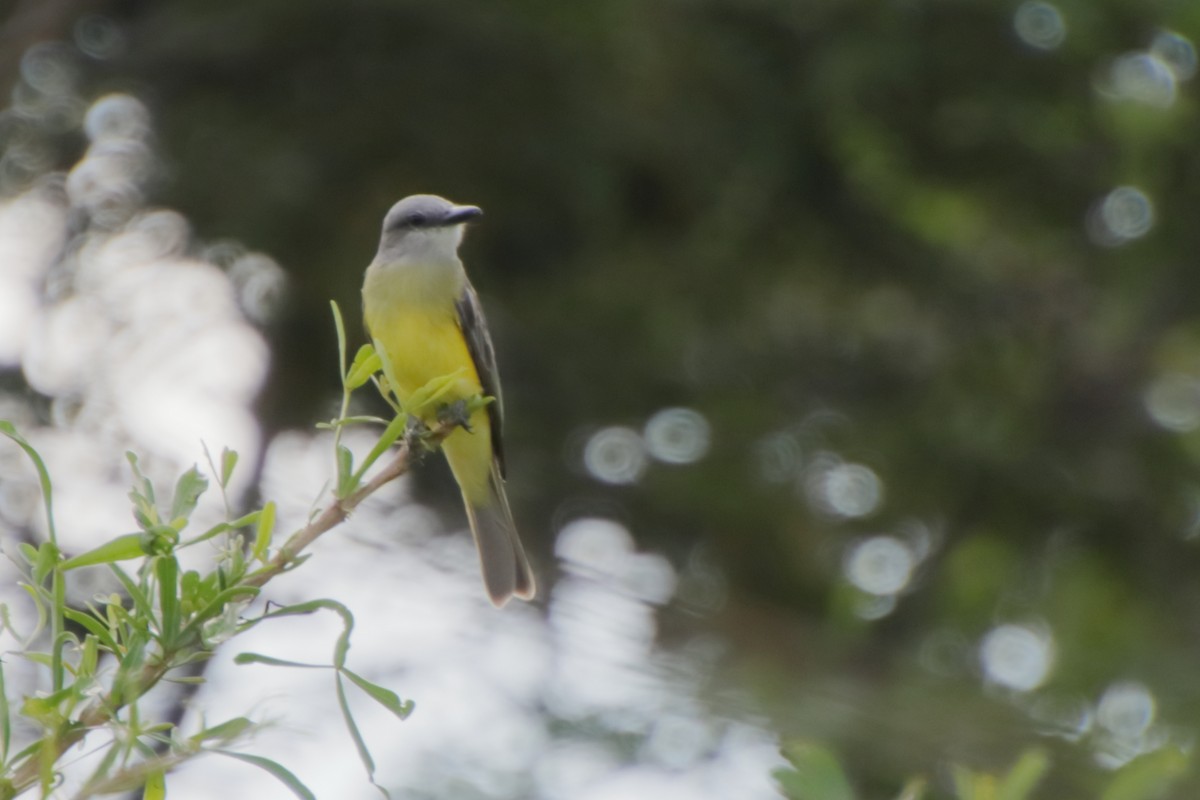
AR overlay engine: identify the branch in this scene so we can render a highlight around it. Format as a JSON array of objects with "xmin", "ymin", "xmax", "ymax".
[{"xmin": 7, "ymin": 419, "xmax": 456, "ymax": 796}]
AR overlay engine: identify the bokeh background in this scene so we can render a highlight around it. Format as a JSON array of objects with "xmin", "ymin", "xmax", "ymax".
[{"xmin": 2, "ymin": 0, "xmax": 1200, "ymax": 797}]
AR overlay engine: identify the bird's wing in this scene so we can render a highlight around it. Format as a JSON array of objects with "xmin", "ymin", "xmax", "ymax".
[{"xmin": 455, "ymin": 282, "xmax": 506, "ymax": 476}]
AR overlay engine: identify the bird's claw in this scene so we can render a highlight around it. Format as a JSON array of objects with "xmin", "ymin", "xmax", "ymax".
[{"xmin": 436, "ymin": 399, "xmax": 472, "ymax": 432}]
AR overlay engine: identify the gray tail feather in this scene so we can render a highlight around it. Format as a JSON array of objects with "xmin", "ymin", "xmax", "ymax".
[{"xmin": 464, "ymin": 467, "xmax": 535, "ymax": 606}]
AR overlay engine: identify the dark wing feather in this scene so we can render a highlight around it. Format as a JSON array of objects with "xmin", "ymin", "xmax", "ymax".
[{"xmin": 455, "ymin": 282, "xmax": 506, "ymax": 476}]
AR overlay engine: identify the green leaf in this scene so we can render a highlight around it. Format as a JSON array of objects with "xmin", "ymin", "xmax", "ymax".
[
  {"xmin": 896, "ymin": 776, "xmax": 928, "ymax": 800},
  {"xmin": 775, "ymin": 741, "xmax": 856, "ymax": 800},
  {"xmin": 221, "ymin": 447, "xmax": 239, "ymax": 488},
  {"xmin": 61, "ymin": 533, "xmax": 147, "ymax": 570},
  {"xmin": 0, "ymin": 420, "xmax": 58, "ymax": 546},
  {"xmin": 0, "ymin": 659, "xmax": 10, "ymax": 763},
  {"xmin": 351, "ymin": 412, "xmax": 409, "ymax": 484},
  {"xmin": 405, "ymin": 368, "xmax": 468, "ymax": 416},
  {"xmin": 213, "ymin": 749, "xmax": 317, "ymax": 800},
  {"xmin": 252, "ymin": 501, "xmax": 276, "ymax": 563},
  {"xmin": 109, "ymin": 565, "xmax": 154, "ymax": 626},
  {"xmin": 336, "ymin": 445, "xmax": 355, "ymax": 497},
  {"xmin": 156, "ymin": 556, "xmax": 180, "ymax": 646},
  {"xmin": 112, "ymin": 631, "xmax": 149, "ymax": 707},
  {"xmin": 999, "ymin": 749, "xmax": 1050, "ymax": 800},
  {"xmin": 142, "ymin": 769, "xmax": 165, "ymax": 800},
  {"xmin": 31, "ymin": 541, "xmax": 59, "ymax": 585},
  {"xmin": 332, "ymin": 300, "xmax": 349, "ymax": 384},
  {"xmin": 336, "ymin": 674, "xmax": 378, "ymax": 788},
  {"xmin": 342, "ymin": 668, "xmax": 414, "ymax": 720},
  {"xmin": 346, "ymin": 344, "xmax": 382, "ymax": 390},
  {"xmin": 261, "ymin": 598, "xmax": 355, "ymax": 668},
  {"xmin": 1101, "ymin": 747, "xmax": 1189, "ymax": 800},
  {"xmin": 170, "ymin": 466, "xmax": 209, "ymax": 526},
  {"xmin": 234, "ymin": 652, "xmax": 328, "ymax": 669},
  {"xmin": 126, "ymin": 451, "xmax": 159, "ymax": 527},
  {"xmin": 371, "ymin": 337, "xmax": 400, "ymax": 404},
  {"xmin": 63, "ymin": 607, "xmax": 118, "ymax": 652},
  {"xmin": 188, "ymin": 716, "xmax": 254, "ymax": 746}
]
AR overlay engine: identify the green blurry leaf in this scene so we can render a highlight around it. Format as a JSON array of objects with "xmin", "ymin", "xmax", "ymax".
[
  {"xmin": 336, "ymin": 674, "xmax": 383, "ymax": 795},
  {"xmin": 405, "ymin": 368, "xmax": 467, "ymax": 416},
  {"xmin": 999, "ymin": 749, "xmax": 1050, "ymax": 800},
  {"xmin": 0, "ymin": 658, "xmax": 9, "ymax": 763},
  {"xmin": 342, "ymin": 668, "xmax": 414, "ymax": 720},
  {"xmin": 63, "ymin": 608, "xmax": 117, "ymax": 652},
  {"xmin": 110, "ymin": 564, "xmax": 153, "ymax": 621},
  {"xmin": 347, "ymin": 344, "xmax": 382, "ymax": 390},
  {"xmin": 1101, "ymin": 747, "xmax": 1189, "ymax": 800},
  {"xmin": 775, "ymin": 741, "xmax": 856, "ymax": 800},
  {"xmin": 156, "ymin": 556, "xmax": 180, "ymax": 646},
  {"xmin": 260, "ymin": 598, "xmax": 355, "ymax": 668},
  {"xmin": 371, "ymin": 337, "xmax": 400, "ymax": 405},
  {"xmin": 252, "ymin": 501, "xmax": 276, "ymax": 563},
  {"xmin": 169, "ymin": 466, "xmax": 208, "ymax": 526},
  {"xmin": 126, "ymin": 451, "xmax": 159, "ymax": 528},
  {"xmin": 188, "ymin": 717, "xmax": 254, "ymax": 746},
  {"xmin": 0, "ymin": 420, "xmax": 58, "ymax": 545},
  {"xmin": 61, "ymin": 533, "xmax": 146, "ymax": 570},
  {"xmin": 221, "ymin": 447, "xmax": 238, "ymax": 488},
  {"xmin": 212, "ymin": 750, "xmax": 317, "ymax": 800},
  {"xmin": 233, "ymin": 652, "xmax": 326, "ymax": 669},
  {"xmin": 332, "ymin": 300, "xmax": 349, "ymax": 384},
  {"xmin": 31, "ymin": 542, "xmax": 59, "ymax": 585},
  {"xmin": 352, "ymin": 412, "xmax": 409, "ymax": 484},
  {"xmin": 142, "ymin": 769, "xmax": 165, "ymax": 800},
  {"xmin": 896, "ymin": 776, "xmax": 928, "ymax": 800},
  {"xmin": 336, "ymin": 444, "xmax": 355, "ymax": 497}
]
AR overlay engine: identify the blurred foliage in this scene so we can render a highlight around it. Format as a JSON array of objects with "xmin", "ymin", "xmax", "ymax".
[{"xmin": 6, "ymin": 0, "xmax": 1200, "ymax": 795}]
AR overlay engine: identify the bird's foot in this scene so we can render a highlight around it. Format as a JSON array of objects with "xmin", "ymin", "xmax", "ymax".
[{"xmin": 436, "ymin": 399, "xmax": 473, "ymax": 433}]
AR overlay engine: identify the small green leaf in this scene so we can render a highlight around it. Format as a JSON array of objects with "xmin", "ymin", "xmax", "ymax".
[
  {"xmin": 156, "ymin": 556, "xmax": 180, "ymax": 646},
  {"xmin": 332, "ymin": 300, "xmax": 349, "ymax": 383},
  {"xmin": 252, "ymin": 501, "xmax": 276, "ymax": 563},
  {"xmin": 336, "ymin": 674, "xmax": 378, "ymax": 785},
  {"xmin": 170, "ymin": 466, "xmax": 209, "ymax": 525},
  {"xmin": 896, "ymin": 776, "xmax": 929, "ymax": 800},
  {"xmin": 31, "ymin": 542, "xmax": 60, "ymax": 585},
  {"xmin": 189, "ymin": 717, "xmax": 255, "ymax": 746},
  {"xmin": 346, "ymin": 344, "xmax": 382, "ymax": 390},
  {"xmin": 0, "ymin": 659, "xmax": 10, "ymax": 763},
  {"xmin": 61, "ymin": 533, "xmax": 147, "ymax": 570},
  {"xmin": 336, "ymin": 445, "xmax": 355, "ymax": 497},
  {"xmin": 142, "ymin": 769, "xmax": 165, "ymax": 800},
  {"xmin": 342, "ymin": 668, "xmax": 414, "ymax": 720},
  {"xmin": 0, "ymin": 420, "xmax": 58, "ymax": 546},
  {"xmin": 775, "ymin": 740, "xmax": 856, "ymax": 800},
  {"xmin": 998, "ymin": 749, "xmax": 1050, "ymax": 800},
  {"xmin": 352, "ymin": 412, "xmax": 409, "ymax": 484},
  {"xmin": 1101, "ymin": 747, "xmax": 1189, "ymax": 800},
  {"xmin": 63, "ymin": 608, "xmax": 117, "ymax": 652},
  {"xmin": 213, "ymin": 749, "xmax": 317, "ymax": 800},
  {"xmin": 405, "ymin": 369, "xmax": 468, "ymax": 416},
  {"xmin": 221, "ymin": 447, "xmax": 239, "ymax": 488},
  {"xmin": 234, "ymin": 653, "xmax": 327, "ymax": 669},
  {"xmin": 110, "ymin": 564, "xmax": 154, "ymax": 623}
]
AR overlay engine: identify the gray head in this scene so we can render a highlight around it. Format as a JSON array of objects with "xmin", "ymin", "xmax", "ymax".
[{"xmin": 376, "ymin": 194, "xmax": 482, "ymax": 264}]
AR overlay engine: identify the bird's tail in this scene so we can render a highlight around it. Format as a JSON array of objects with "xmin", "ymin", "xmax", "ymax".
[{"xmin": 464, "ymin": 464, "xmax": 535, "ymax": 606}]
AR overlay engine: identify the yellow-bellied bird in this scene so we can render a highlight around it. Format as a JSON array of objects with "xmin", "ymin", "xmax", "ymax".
[{"xmin": 362, "ymin": 194, "xmax": 535, "ymax": 605}]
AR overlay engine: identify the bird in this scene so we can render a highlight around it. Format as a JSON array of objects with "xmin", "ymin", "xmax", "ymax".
[{"xmin": 361, "ymin": 194, "xmax": 535, "ymax": 605}]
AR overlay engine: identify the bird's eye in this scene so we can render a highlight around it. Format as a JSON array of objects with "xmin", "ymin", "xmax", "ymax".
[{"xmin": 407, "ymin": 212, "xmax": 427, "ymax": 227}]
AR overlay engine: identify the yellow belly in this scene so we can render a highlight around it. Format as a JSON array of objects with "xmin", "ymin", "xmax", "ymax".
[{"xmin": 365, "ymin": 304, "xmax": 494, "ymax": 500}]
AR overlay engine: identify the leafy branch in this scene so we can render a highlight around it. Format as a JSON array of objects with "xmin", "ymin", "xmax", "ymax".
[{"xmin": 0, "ymin": 301, "xmax": 467, "ymax": 798}]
